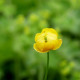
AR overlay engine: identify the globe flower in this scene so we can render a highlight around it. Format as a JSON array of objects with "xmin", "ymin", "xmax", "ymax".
[{"xmin": 34, "ymin": 28, "xmax": 62, "ymax": 53}]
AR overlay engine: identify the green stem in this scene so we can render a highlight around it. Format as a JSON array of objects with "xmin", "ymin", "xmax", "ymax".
[{"xmin": 44, "ymin": 52, "xmax": 49, "ymax": 80}]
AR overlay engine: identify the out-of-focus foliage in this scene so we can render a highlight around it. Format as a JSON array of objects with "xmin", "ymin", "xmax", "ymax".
[{"xmin": 0, "ymin": 0, "xmax": 80, "ymax": 80}]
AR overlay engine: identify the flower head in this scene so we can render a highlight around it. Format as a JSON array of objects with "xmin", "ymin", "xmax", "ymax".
[{"xmin": 34, "ymin": 28, "xmax": 62, "ymax": 53}]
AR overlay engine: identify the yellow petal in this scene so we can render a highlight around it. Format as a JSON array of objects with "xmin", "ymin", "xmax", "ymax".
[
  {"xmin": 35, "ymin": 33, "xmax": 41, "ymax": 42},
  {"xmin": 35, "ymin": 33, "xmax": 45, "ymax": 43},
  {"xmin": 42, "ymin": 28, "xmax": 58, "ymax": 36},
  {"xmin": 42, "ymin": 42, "xmax": 54, "ymax": 51},
  {"xmin": 33, "ymin": 43, "xmax": 49, "ymax": 53},
  {"xmin": 53, "ymin": 39, "xmax": 62, "ymax": 50},
  {"xmin": 46, "ymin": 32, "xmax": 57, "ymax": 41}
]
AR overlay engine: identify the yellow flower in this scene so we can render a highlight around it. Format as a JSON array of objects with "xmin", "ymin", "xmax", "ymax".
[{"xmin": 33, "ymin": 28, "xmax": 62, "ymax": 53}]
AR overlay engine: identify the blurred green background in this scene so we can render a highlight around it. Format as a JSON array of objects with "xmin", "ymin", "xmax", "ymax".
[{"xmin": 0, "ymin": 0, "xmax": 80, "ymax": 80}]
